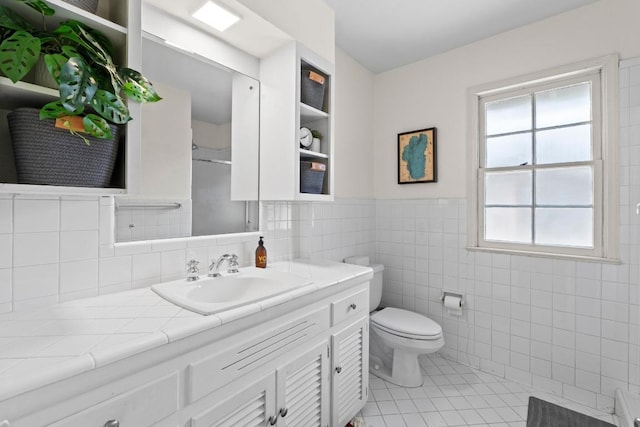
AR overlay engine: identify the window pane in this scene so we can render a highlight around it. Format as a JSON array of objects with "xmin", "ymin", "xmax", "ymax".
[
  {"xmin": 486, "ymin": 95, "xmax": 532, "ymax": 135},
  {"xmin": 485, "ymin": 207, "xmax": 531, "ymax": 243},
  {"xmin": 535, "ymin": 208, "xmax": 593, "ymax": 247},
  {"xmin": 536, "ymin": 166, "xmax": 593, "ymax": 206},
  {"xmin": 535, "ymin": 82, "xmax": 591, "ymax": 128},
  {"xmin": 485, "ymin": 171, "xmax": 532, "ymax": 205},
  {"xmin": 536, "ymin": 124, "xmax": 592, "ymax": 164},
  {"xmin": 486, "ymin": 133, "xmax": 532, "ymax": 167}
]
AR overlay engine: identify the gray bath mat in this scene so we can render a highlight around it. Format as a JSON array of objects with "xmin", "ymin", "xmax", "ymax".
[{"xmin": 527, "ymin": 396, "xmax": 616, "ymax": 427}]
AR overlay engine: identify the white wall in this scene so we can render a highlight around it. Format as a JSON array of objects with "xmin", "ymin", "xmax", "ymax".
[
  {"xmin": 373, "ymin": 0, "xmax": 640, "ymax": 199},
  {"xmin": 192, "ymin": 120, "xmax": 231, "ymax": 150},
  {"xmin": 333, "ymin": 48, "xmax": 375, "ymax": 199}
]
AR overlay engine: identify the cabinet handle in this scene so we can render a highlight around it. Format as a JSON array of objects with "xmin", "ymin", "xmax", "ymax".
[
  {"xmin": 279, "ymin": 407, "xmax": 288, "ymax": 417},
  {"xmin": 335, "ymin": 366, "xmax": 342, "ymax": 373},
  {"xmin": 349, "ymin": 303, "xmax": 357, "ymax": 310},
  {"xmin": 104, "ymin": 421, "xmax": 119, "ymax": 427},
  {"xmin": 268, "ymin": 415, "xmax": 278, "ymax": 425}
]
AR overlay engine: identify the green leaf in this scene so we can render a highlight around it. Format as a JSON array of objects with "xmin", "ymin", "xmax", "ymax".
[
  {"xmin": 12, "ymin": 0, "xmax": 55, "ymax": 16},
  {"xmin": 43, "ymin": 53, "xmax": 67, "ymax": 84},
  {"xmin": 0, "ymin": 5, "xmax": 34, "ymax": 31},
  {"xmin": 83, "ymin": 114, "xmax": 113, "ymax": 140},
  {"xmin": 120, "ymin": 68, "xmax": 162, "ymax": 103},
  {"xmin": 90, "ymin": 89, "xmax": 130, "ymax": 124},
  {"xmin": 61, "ymin": 45, "xmax": 81, "ymax": 59},
  {"xmin": 58, "ymin": 56, "xmax": 97, "ymax": 112},
  {"xmin": 39, "ymin": 100, "xmax": 69, "ymax": 119},
  {"xmin": 0, "ymin": 30, "xmax": 40, "ymax": 82}
]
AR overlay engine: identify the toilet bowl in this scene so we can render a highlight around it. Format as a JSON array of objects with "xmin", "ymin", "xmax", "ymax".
[{"xmin": 344, "ymin": 257, "xmax": 445, "ymax": 388}]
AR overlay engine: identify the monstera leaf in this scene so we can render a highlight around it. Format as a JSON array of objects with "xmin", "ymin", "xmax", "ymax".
[
  {"xmin": 11, "ymin": 0, "xmax": 54, "ymax": 16},
  {"xmin": 0, "ymin": 30, "xmax": 40, "ymax": 82},
  {"xmin": 43, "ymin": 53, "xmax": 67, "ymax": 84},
  {"xmin": 58, "ymin": 56, "xmax": 97, "ymax": 113},
  {"xmin": 82, "ymin": 114, "xmax": 112, "ymax": 140},
  {"xmin": 90, "ymin": 89, "xmax": 130, "ymax": 124},
  {"xmin": 0, "ymin": 5, "xmax": 34, "ymax": 30},
  {"xmin": 120, "ymin": 68, "xmax": 162, "ymax": 103}
]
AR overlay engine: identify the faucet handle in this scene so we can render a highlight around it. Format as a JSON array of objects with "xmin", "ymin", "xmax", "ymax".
[
  {"xmin": 228, "ymin": 254, "xmax": 240, "ymax": 273},
  {"xmin": 186, "ymin": 259, "xmax": 200, "ymax": 281}
]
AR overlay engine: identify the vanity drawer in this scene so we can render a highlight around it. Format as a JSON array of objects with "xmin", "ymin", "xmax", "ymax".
[
  {"xmin": 188, "ymin": 305, "xmax": 330, "ymax": 402},
  {"xmin": 51, "ymin": 372, "xmax": 178, "ymax": 427},
  {"xmin": 331, "ymin": 288, "xmax": 368, "ymax": 326}
]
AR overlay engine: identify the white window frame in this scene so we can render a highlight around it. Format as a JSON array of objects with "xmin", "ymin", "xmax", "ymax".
[{"xmin": 467, "ymin": 55, "xmax": 619, "ymax": 262}]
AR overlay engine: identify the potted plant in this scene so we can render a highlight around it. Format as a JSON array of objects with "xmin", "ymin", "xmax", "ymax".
[{"xmin": 0, "ymin": 0, "xmax": 161, "ymax": 186}]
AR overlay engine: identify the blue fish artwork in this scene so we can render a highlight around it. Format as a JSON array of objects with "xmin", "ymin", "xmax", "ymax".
[{"xmin": 402, "ymin": 133, "xmax": 428, "ymax": 180}]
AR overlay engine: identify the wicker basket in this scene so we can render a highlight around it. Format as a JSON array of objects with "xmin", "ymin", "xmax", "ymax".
[
  {"xmin": 300, "ymin": 161, "xmax": 325, "ymax": 194},
  {"xmin": 300, "ymin": 69, "xmax": 326, "ymax": 110},
  {"xmin": 61, "ymin": 0, "xmax": 99, "ymax": 13},
  {"xmin": 7, "ymin": 108, "xmax": 120, "ymax": 187}
]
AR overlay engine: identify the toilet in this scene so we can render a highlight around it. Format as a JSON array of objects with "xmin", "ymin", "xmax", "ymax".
[{"xmin": 345, "ymin": 257, "xmax": 444, "ymax": 388}]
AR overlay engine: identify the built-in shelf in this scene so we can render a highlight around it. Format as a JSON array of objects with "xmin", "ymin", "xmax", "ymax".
[
  {"xmin": 0, "ymin": 0, "xmax": 128, "ymax": 50},
  {"xmin": 0, "ymin": 183, "xmax": 126, "ymax": 196},
  {"xmin": 300, "ymin": 102, "xmax": 329, "ymax": 122},
  {"xmin": 299, "ymin": 148, "xmax": 328, "ymax": 159},
  {"xmin": 0, "ymin": 77, "xmax": 58, "ymax": 110}
]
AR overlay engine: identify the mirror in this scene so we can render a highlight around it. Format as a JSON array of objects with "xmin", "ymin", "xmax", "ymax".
[{"xmin": 114, "ymin": 35, "xmax": 260, "ymax": 242}]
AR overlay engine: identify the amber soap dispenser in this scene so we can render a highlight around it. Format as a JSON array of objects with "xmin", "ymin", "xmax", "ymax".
[{"xmin": 255, "ymin": 236, "xmax": 267, "ymax": 268}]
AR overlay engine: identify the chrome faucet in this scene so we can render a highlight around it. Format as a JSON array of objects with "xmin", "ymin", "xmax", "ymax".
[
  {"xmin": 186, "ymin": 259, "xmax": 200, "ymax": 282},
  {"xmin": 208, "ymin": 254, "xmax": 240, "ymax": 277}
]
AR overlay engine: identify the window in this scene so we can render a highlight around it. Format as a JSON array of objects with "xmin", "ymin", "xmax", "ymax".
[{"xmin": 468, "ymin": 56, "xmax": 618, "ymax": 260}]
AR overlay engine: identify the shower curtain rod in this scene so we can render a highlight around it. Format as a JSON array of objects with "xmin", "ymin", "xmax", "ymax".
[
  {"xmin": 193, "ymin": 158, "xmax": 232, "ymax": 166},
  {"xmin": 116, "ymin": 202, "xmax": 182, "ymax": 209}
]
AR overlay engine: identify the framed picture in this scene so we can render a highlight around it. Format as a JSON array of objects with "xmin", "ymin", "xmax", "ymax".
[{"xmin": 398, "ymin": 127, "xmax": 437, "ymax": 184}]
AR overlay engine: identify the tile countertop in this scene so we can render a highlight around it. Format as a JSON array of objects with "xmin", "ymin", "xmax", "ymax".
[{"xmin": 0, "ymin": 259, "xmax": 373, "ymax": 402}]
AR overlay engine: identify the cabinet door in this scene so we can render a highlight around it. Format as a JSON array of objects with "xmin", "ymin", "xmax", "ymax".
[
  {"xmin": 331, "ymin": 318, "xmax": 369, "ymax": 427},
  {"xmin": 276, "ymin": 341, "xmax": 330, "ymax": 427},
  {"xmin": 191, "ymin": 372, "xmax": 276, "ymax": 427}
]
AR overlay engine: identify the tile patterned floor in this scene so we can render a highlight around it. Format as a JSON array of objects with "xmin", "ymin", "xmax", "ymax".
[{"xmin": 359, "ymin": 354, "xmax": 618, "ymax": 427}]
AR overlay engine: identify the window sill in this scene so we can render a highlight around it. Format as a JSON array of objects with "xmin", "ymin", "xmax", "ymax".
[{"xmin": 465, "ymin": 246, "xmax": 621, "ymax": 264}]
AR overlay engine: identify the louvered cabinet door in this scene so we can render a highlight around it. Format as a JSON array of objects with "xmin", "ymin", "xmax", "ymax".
[
  {"xmin": 331, "ymin": 318, "xmax": 369, "ymax": 427},
  {"xmin": 191, "ymin": 372, "xmax": 276, "ymax": 427},
  {"xmin": 276, "ymin": 341, "xmax": 330, "ymax": 427}
]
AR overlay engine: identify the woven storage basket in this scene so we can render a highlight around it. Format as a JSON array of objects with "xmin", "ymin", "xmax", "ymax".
[
  {"xmin": 300, "ymin": 69, "xmax": 326, "ymax": 110},
  {"xmin": 61, "ymin": 0, "xmax": 99, "ymax": 13},
  {"xmin": 300, "ymin": 161, "xmax": 325, "ymax": 194},
  {"xmin": 7, "ymin": 108, "xmax": 120, "ymax": 187}
]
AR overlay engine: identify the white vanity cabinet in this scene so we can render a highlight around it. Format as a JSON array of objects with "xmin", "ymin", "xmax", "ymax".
[
  {"xmin": 0, "ymin": 277, "xmax": 369, "ymax": 427},
  {"xmin": 192, "ymin": 341, "xmax": 330, "ymax": 427},
  {"xmin": 260, "ymin": 41, "xmax": 335, "ymax": 201}
]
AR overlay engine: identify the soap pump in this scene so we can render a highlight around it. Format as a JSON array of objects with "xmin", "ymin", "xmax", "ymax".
[{"xmin": 255, "ymin": 236, "xmax": 267, "ymax": 268}]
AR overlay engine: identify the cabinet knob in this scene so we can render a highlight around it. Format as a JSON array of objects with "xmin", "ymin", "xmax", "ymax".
[
  {"xmin": 279, "ymin": 407, "xmax": 288, "ymax": 417},
  {"xmin": 335, "ymin": 366, "xmax": 342, "ymax": 374},
  {"xmin": 349, "ymin": 303, "xmax": 357, "ymax": 310},
  {"xmin": 268, "ymin": 415, "xmax": 278, "ymax": 425},
  {"xmin": 104, "ymin": 421, "xmax": 119, "ymax": 427}
]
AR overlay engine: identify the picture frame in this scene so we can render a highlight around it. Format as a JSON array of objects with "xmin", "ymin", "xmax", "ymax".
[{"xmin": 397, "ymin": 127, "xmax": 437, "ymax": 184}]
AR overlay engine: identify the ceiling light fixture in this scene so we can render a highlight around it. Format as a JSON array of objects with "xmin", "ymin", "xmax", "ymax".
[{"xmin": 191, "ymin": 0, "xmax": 241, "ymax": 32}]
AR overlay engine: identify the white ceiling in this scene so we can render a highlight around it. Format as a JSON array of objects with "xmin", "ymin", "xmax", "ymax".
[{"xmin": 323, "ymin": 0, "xmax": 599, "ymax": 73}]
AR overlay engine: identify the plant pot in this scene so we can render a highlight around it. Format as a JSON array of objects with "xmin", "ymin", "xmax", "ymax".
[
  {"xmin": 24, "ymin": 57, "xmax": 58, "ymax": 89},
  {"xmin": 60, "ymin": 0, "xmax": 99, "ymax": 13},
  {"xmin": 7, "ymin": 108, "xmax": 120, "ymax": 187}
]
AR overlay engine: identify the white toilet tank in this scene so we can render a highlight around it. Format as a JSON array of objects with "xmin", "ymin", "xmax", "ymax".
[
  {"xmin": 369, "ymin": 264, "xmax": 384, "ymax": 311},
  {"xmin": 343, "ymin": 256, "xmax": 383, "ymax": 311}
]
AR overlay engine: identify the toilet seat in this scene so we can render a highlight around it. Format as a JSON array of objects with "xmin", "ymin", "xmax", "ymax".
[{"xmin": 371, "ymin": 308, "xmax": 442, "ymax": 340}]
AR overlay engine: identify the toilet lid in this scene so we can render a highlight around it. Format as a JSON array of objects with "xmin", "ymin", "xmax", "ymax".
[{"xmin": 371, "ymin": 308, "xmax": 442, "ymax": 339}]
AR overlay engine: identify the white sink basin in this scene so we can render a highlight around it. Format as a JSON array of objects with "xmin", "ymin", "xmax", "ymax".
[{"xmin": 151, "ymin": 268, "xmax": 313, "ymax": 315}]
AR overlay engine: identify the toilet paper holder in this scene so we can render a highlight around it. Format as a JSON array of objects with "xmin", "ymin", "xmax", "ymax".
[{"xmin": 441, "ymin": 291, "xmax": 463, "ymax": 307}]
